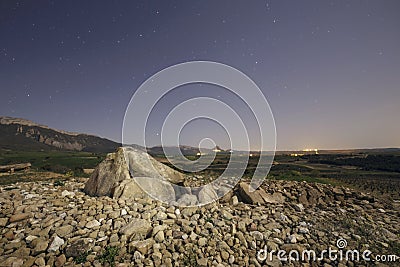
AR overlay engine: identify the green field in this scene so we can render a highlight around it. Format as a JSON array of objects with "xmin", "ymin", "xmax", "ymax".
[{"xmin": 0, "ymin": 150, "xmax": 106, "ymax": 175}]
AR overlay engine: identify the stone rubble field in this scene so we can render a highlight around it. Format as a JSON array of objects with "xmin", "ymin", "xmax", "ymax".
[{"xmin": 0, "ymin": 178, "xmax": 399, "ymax": 267}]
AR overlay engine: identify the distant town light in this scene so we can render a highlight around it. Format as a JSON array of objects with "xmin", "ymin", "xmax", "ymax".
[{"xmin": 302, "ymin": 148, "xmax": 319, "ymax": 154}]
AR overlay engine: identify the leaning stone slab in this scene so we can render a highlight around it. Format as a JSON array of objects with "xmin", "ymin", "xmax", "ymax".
[
  {"xmin": 237, "ymin": 182, "xmax": 266, "ymax": 205},
  {"xmin": 84, "ymin": 147, "xmax": 184, "ymax": 198}
]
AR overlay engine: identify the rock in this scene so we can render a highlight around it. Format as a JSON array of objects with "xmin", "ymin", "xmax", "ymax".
[
  {"xmin": 112, "ymin": 179, "xmax": 148, "ymax": 200},
  {"xmin": 84, "ymin": 147, "xmax": 184, "ymax": 197},
  {"xmin": 219, "ymin": 189, "xmax": 234, "ymax": 203},
  {"xmin": 65, "ymin": 238, "xmax": 94, "ymax": 258},
  {"xmin": 124, "ymin": 146, "xmax": 185, "ymax": 183},
  {"xmin": 229, "ymin": 255, "xmax": 235, "ymax": 264},
  {"xmin": 55, "ymin": 225, "xmax": 73, "ymax": 237},
  {"xmin": 35, "ymin": 257, "xmax": 45, "ymax": 266},
  {"xmin": 61, "ymin": 190, "xmax": 74, "ymax": 197},
  {"xmin": 230, "ymin": 195, "xmax": 239, "ymax": 205},
  {"xmin": 198, "ymin": 185, "xmax": 218, "ymax": 205},
  {"xmin": 294, "ymin": 203, "xmax": 305, "ymax": 212},
  {"xmin": 119, "ymin": 218, "xmax": 152, "ymax": 238},
  {"xmin": 258, "ymin": 190, "xmax": 285, "ymax": 204},
  {"xmin": 32, "ymin": 239, "xmax": 49, "ymax": 256},
  {"xmin": 198, "ymin": 237, "xmax": 207, "ymax": 246},
  {"xmin": 298, "ymin": 191, "xmax": 309, "ymax": 205},
  {"xmin": 176, "ymin": 193, "xmax": 198, "ymax": 206},
  {"xmin": 221, "ymin": 210, "xmax": 233, "ymax": 220},
  {"xmin": 115, "ymin": 177, "xmax": 176, "ymax": 203},
  {"xmin": 237, "ymin": 183, "xmax": 265, "ymax": 204},
  {"xmin": 129, "ymin": 239, "xmax": 154, "ymax": 255},
  {"xmin": 298, "ymin": 227, "xmax": 309, "ymax": 234},
  {"xmin": 332, "ymin": 187, "xmax": 344, "ymax": 195},
  {"xmin": 9, "ymin": 213, "xmax": 31, "ymax": 223},
  {"xmin": 154, "ymin": 211, "xmax": 168, "ymax": 220},
  {"xmin": 154, "ymin": 230, "xmax": 165, "ymax": 242},
  {"xmin": 0, "ymin": 217, "xmax": 8, "ymax": 226},
  {"xmin": 197, "ymin": 257, "xmax": 208, "ymax": 266},
  {"xmin": 26, "ymin": 235, "xmax": 38, "ymax": 242},
  {"xmin": 287, "ymin": 235, "xmax": 297, "ymax": 244},
  {"xmin": 153, "ymin": 251, "xmax": 162, "ymax": 261},
  {"xmin": 152, "ymin": 225, "xmax": 167, "ymax": 236},
  {"xmin": 2, "ymin": 257, "xmax": 22, "ymax": 267},
  {"xmin": 86, "ymin": 219, "xmax": 101, "ymax": 228},
  {"xmin": 4, "ymin": 230, "xmax": 14, "ymax": 240},
  {"xmin": 84, "ymin": 147, "xmax": 131, "ymax": 196},
  {"xmin": 0, "ymin": 171, "xmax": 399, "ymax": 267},
  {"xmin": 251, "ymin": 231, "xmax": 264, "ymax": 241},
  {"xmin": 133, "ymin": 251, "xmax": 143, "ymax": 260},
  {"xmin": 221, "ymin": 250, "xmax": 230, "ymax": 261},
  {"xmin": 110, "ymin": 233, "xmax": 119, "ymax": 243},
  {"xmin": 121, "ymin": 208, "xmax": 128, "ymax": 215},
  {"xmin": 55, "ymin": 254, "xmax": 66, "ymax": 267},
  {"xmin": 48, "ymin": 235, "xmax": 64, "ymax": 252}
]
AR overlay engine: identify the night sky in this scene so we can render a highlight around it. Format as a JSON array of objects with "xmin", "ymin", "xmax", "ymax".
[{"xmin": 1, "ymin": 1, "xmax": 399, "ymax": 150}]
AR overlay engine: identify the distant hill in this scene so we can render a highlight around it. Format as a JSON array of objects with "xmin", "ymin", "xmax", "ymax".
[
  {"xmin": 148, "ymin": 145, "xmax": 202, "ymax": 156},
  {"xmin": 0, "ymin": 116, "xmax": 120, "ymax": 153},
  {"xmin": 147, "ymin": 145, "xmax": 231, "ymax": 156}
]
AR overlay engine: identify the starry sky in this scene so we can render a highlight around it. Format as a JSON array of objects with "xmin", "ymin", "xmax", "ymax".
[{"xmin": 1, "ymin": 0, "xmax": 399, "ymax": 150}]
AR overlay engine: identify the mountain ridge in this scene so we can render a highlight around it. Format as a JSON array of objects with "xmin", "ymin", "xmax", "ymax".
[{"xmin": 0, "ymin": 116, "xmax": 120, "ymax": 153}]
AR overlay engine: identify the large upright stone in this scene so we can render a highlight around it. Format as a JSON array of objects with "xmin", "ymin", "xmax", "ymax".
[
  {"xmin": 124, "ymin": 147, "xmax": 184, "ymax": 183},
  {"xmin": 84, "ymin": 147, "xmax": 130, "ymax": 196},
  {"xmin": 84, "ymin": 147, "xmax": 184, "ymax": 197}
]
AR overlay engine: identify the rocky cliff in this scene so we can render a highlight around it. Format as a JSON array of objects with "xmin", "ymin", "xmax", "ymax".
[{"xmin": 0, "ymin": 116, "xmax": 120, "ymax": 153}]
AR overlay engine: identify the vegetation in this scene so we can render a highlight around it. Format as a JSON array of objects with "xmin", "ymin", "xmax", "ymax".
[
  {"xmin": 268, "ymin": 170, "xmax": 339, "ymax": 185},
  {"xmin": 0, "ymin": 150, "xmax": 105, "ymax": 175},
  {"xmin": 53, "ymin": 179, "xmax": 65, "ymax": 186},
  {"xmin": 182, "ymin": 245, "xmax": 199, "ymax": 267},
  {"xmin": 97, "ymin": 246, "xmax": 119, "ymax": 267},
  {"xmin": 73, "ymin": 250, "xmax": 91, "ymax": 264},
  {"xmin": 305, "ymin": 154, "xmax": 400, "ymax": 172}
]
